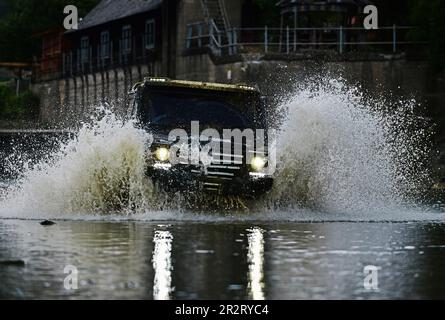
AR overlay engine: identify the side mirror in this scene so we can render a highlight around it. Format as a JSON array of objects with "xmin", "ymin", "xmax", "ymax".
[{"xmin": 127, "ymin": 85, "xmax": 143, "ymax": 120}]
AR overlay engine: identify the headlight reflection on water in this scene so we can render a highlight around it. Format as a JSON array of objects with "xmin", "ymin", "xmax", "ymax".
[
  {"xmin": 151, "ymin": 227, "xmax": 266, "ymax": 300},
  {"xmin": 247, "ymin": 227, "xmax": 266, "ymax": 300},
  {"xmin": 152, "ymin": 230, "xmax": 173, "ymax": 300}
]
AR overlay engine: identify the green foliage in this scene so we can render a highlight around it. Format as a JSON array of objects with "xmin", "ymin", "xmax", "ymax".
[
  {"xmin": 408, "ymin": 0, "xmax": 445, "ymax": 72},
  {"xmin": 0, "ymin": 0, "xmax": 99, "ymax": 62},
  {"xmin": 0, "ymin": 85, "xmax": 40, "ymax": 120}
]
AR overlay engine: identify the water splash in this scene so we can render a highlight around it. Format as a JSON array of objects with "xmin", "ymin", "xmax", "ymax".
[
  {"xmin": 0, "ymin": 107, "xmax": 164, "ymax": 217},
  {"xmin": 0, "ymin": 77, "xmax": 436, "ymax": 219},
  {"xmin": 263, "ymin": 77, "xmax": 432, "ymax": 214}
]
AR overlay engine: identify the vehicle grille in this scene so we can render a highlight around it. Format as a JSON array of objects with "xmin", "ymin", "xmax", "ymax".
[{"xmin": 201, "ymin": 152, "xmax": 244, "ymax": 193}]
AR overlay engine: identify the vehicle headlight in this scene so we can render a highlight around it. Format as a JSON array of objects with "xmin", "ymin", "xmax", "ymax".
[
  {"xmin": 154, "ymin": 147, "xmax": 170, "ymax": 162},
  {"xmin": 251, "ymin": 156, "xmax": 266, "ymax": 172}
]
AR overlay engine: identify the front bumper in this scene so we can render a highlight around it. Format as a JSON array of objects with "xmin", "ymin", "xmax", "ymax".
[{"xmin": 147, "ymin": 164, "xmax": 273, "ymax": 197}]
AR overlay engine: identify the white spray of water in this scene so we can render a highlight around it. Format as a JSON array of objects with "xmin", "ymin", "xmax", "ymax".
[
  {"xmin": 264, "ymin": 78, "xmax": 431, "ymax": 214},
  {"xmin": 0, "ymin": 108, "xmax": 164, "ymax": 217},
  {"xmin": 0, "ymin": 78, "xmax": 434, "ymax": 219}
]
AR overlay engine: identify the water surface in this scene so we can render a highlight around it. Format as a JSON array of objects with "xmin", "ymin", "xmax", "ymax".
[{"xmin": 1, "ymin": 218, "xmax": 445, "ymax": 299}]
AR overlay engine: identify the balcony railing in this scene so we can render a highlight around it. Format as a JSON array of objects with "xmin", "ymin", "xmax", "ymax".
[{"xmin": 186, "ymin": 20, "xmax": 426, "ymax": 57}]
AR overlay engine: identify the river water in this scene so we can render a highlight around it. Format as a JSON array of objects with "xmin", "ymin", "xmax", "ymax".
[
  {"xmin": 1, "ymin": 217, "xmax": 445, "ymax": 300},
  {"xmin": 0, "ymin": 78, "xmax": 444, "ymax": 299}
]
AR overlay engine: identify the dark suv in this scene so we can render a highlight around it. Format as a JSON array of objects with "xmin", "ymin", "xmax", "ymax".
[{"xmin": 130, "ymin": 77, "xmax": 273, "ymax": 198}]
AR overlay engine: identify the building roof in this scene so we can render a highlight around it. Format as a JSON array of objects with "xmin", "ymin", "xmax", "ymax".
[{"xmin": 70, "ymin": 0, "xmax": 162, "ymax": 32}]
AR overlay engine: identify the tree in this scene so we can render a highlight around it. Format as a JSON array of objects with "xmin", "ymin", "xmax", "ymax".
[
  {"xmin": 0, "ymin": 86, "xmax": 40, "ymax": 120},
  {"xmin": 0, "ymin": 0, "xmax": 99, "ymax": 62},
  {"xmin": 408, "ymin": 0, "xmax": 445, "ymax": 72}
]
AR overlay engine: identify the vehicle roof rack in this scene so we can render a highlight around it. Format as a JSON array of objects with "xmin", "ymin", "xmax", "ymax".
[{"xmin": 143, "ymin": 77, "xmax": 259, "ymax": 93}]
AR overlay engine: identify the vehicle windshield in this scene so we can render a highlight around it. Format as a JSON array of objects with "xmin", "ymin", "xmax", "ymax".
[{"xmin": 138, "ymin": 88, "xmax": 258, "ymax": 129}]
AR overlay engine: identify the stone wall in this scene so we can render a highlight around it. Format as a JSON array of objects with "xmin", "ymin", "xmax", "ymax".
[
  {"xmin": 32, "ymin": 62, "xmax": 162, "ymax": 127},
  {"xmin": 238, "ymin": 58, "xmax": 445, "ymax": 180},
  {"xmin": 31, "ymin": 49, "xmax": 445, "ymax": 180},
  {"xmin": 32, "ymin": 55, "xmax": 444, "ymax": 132}
]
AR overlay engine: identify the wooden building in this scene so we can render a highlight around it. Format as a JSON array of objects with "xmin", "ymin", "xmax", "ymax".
[
  {"xmin": 63, "ymin": 0, "xmax": 165, "ymax": 78},
  {"xmin": 33, "ymin": 28, "xmax": 66, "ymax": 81},
  {"xmin": 32, "ymin": 0, "xmax": 245, "ymax": 123},
  {"xmin": 32, "ymin": 0, "xmax": 414, "ymax": 126}
]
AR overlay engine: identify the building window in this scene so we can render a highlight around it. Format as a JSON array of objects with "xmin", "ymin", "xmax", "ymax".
[
  {"xmin": 100, "ymin": 31, "xmax": 110, "ymax": 58},
  {"xmin": 80, "ymin": 36, "xmax": 89, "ymax": 63},
  {"xmin": 122, "ymin": 25, "xmax": 132, "ymax": 54},
  {"xmin": 145, "ymin": 19, "xmax": 155, "ymax": 49}
]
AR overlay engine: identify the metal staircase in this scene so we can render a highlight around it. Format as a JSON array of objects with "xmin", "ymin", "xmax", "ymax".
[
  {"xmin": 201, "ymin": 0, "xmax": 231, "ymax": 33},
  {"xmin": 200, "ymin": 0, "xmax": 237, "ymax": 56}
]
